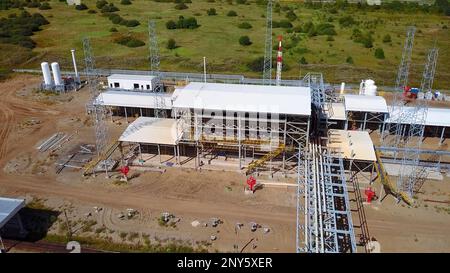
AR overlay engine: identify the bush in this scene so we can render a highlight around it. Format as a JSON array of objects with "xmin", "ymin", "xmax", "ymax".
[
  {"xmin": 121, "ymin": 0, "xmax": 132, "ymax": 5},
  {"xmin": 247, "ymin": 56, "xmax": 264, "ymax": 72},
  {"xmin": 88, "ymin": 9, "xmax": 97, "ymax": 14},
  {"xmin": 299, "ymin": 57, "xmax": 308, "ymax": 65},
  {"xmin": 0, "ymin": 11, "xmax": 48, "ymax": 49},
  {"xmin": 39, "ymin": 2, "xmax": 51, "ymax": 10},
  {"xmin": 339, "ymin": 15, "xmax": 356, "ymax": 27},
  {"xmin": 115, "ymin": 35, "xmax": 145, "ymax": 47},
  {"xmin": 207, "ymin": 8, "xmax": 217, "ymax": 16},
  {"xmin": 75, "ymin": 4, "xmax": 88, "ymax": 10},
  {"xmin": 166, "ymin": 20, "xmax": 177, "ymax": 29},
  {"xmin": 352, "ymin": 28, "xmax": 373, "ymax": 48},
  {"xmin": 374, "ymin": 48, "xmax": 385, "ymax": 59},
  {"xmin": 236, "ymin": 0, "xmax": 246, "ymax": 4},
  {"xmin": 167, "ymin": 38, "xmax": 177, "ymax": 49},
  {"xmin": 238, "ymin": 22, "xmax": 252, "ymax": 29},
  {"xmin": 227, "ymin": 10, "xmax": 237, "ymax": 16},
  {"xmin": 110, "ymin": 27, "xmax": 118, "ymax": 32},
  {"xmin": 174, "ymin": 3, "xmax": 188, "ymax": 10},
  {"xmin": 96, "ymin": 0, "xmax": 108, "ymax": 9},
  {"xmin": 101, "ymin": 3, "xmax": 119, "ymax": 13},
  {"xmin": 239, "ymin": 35, "xmax": 251, "ymax": 46},
  {"xmin": 346, "ymin": 56, "xmax": 353, "ymax": 64},
  {"xmin": 286, "ymin": 10, "xmax": 297, "ymax": 21},
  {"xmin": 382, "ymin": 34, "xmax": 391, "ymax": 43},
  {"xmin": 326, "ymin": 35, "xmax": 334, "ymax": 41},
  {"xmin": 125, "ymin": 19, "xmax": 140, "ymax": 27},
  {"xmin": 273, "ymin": 20, "xmax": 293, "ymax": 29},
  {"xmin": 315, "ymin": 23, "xmax": 336, "ymax": 36}
]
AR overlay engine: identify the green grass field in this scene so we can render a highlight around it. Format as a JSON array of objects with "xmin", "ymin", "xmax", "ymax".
[{"xmin": 1, "ymin": 0, "xmax": 449, "ymax": 88}]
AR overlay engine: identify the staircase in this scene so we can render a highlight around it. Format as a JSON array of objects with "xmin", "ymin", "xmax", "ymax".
[
  {"xmin": 245, "ymin": 143, "xmax": 285, "ymax": 175},
  {"xmin": 83, "ymin": 141, "xmax": 120, "ymax": 176}
]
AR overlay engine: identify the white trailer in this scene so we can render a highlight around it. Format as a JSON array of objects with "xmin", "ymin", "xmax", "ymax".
[{"xmin": 107, "ymin": 74, "xmax": 157, "ymax": 91}]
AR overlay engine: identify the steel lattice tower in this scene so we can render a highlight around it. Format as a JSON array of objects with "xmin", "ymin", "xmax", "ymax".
[
  {"xmin": 381, "ymin": 26, "xmax": 416, "ymax": 148},
  {"xmin": 148, "ymin": 20, "xmax": 166, "ymax": 118},
  {"xmin": 398, "ymin": 47, "xmax": 438, "ymax": 197},
  {"xmin": 83, "ymin": 38, "xmax": 108, "ymax": 157},
  {"xmin": 262, "ymin": 0, "xmax": 273, "ymax": 85}
]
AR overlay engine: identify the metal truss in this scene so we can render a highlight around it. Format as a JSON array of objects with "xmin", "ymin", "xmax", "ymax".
[
  {"xmin": 381, "ymin": 26, "xmax": 416, "ymax": 147},
  {"xmin": 262, "ymin": 0, "xmax": 273, "ymax": 85},
  {"xmin": 148, "ymin": 20, "xmax": 166, "ymax": 118},
  {"xmin": 83, "ymin": 38, "xmax": 108, "ymax": 156},
  {"xmin": 297, "ymin": 143, "xmax": 356, "ymax": 253},
  {"xmin": 397, "ymin": 47, "xmax": 438, "ymax": 197}
]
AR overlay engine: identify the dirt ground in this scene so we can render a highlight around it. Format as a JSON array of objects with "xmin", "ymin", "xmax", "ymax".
[{"xmin": 0, "ymin": 73, "xmax": 449, "ymax": 253}]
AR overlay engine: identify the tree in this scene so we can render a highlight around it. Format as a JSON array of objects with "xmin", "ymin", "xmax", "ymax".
[
  {"xmin": 227, "ymin": 10, "xmax": 237, "ymax": 16},
  {"xmin": 374, "ymin": 48, "xmax": 385, "ymax": 59},
  {"xmin": 207, "ymin": 8, "xmax": 217, "ymax": 16},
  {"xmin": 382, "ymin": 34, "xmax": 391, "ymax": 43},
  {"xmin": 239, "ymin": 36, "xmax": 252, "ymax": 46},
  {"xmin": 299, "ymin": 57, "xmax": 308, "ymax": 64},
  {"xmin": 167, "ymin": 38, "xmax": 177, "ymax": 49}
]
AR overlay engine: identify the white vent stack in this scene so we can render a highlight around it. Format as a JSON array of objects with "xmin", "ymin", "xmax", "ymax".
[
  {"xmin": 41, "ymin": 62, "xmax": 53, "ymax": 86},
  {"xmin": 71, "ymin": 49, "xmax": 79, "ymax": 82},
  {"xmin": 340, "ymin": 82, "xmax": 345, "ymax": 95},
  {"xmin": 51, "ymin": 62, "xmax": 63, "ymax": 86}
]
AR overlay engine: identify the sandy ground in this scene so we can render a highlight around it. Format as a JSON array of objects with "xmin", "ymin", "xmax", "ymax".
[{"xmin": 0, "ymin": 74, "xmax": 449, "ymax": 253}]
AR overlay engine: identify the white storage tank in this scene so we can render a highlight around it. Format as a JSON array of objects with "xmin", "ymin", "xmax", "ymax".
[
  {"xmin": 51, "ymin": 62, "xmax": 63, "ymax": 86},
  {"xmin": 41, "ymin": 62, "xmax": 53, "ymax": 86}
]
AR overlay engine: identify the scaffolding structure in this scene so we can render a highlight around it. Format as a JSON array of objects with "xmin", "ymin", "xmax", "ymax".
[
  {"xmin": 262, "ymin": 0, "xmax": 273, "ymax": 85},
  {"xmin": 148, "ymin": 20, "xmax": 167, "ymax": 118},
  {"xmin": 83, "ymin": 38, "xmax": 108, "ymax": 157},
  {"xmin": 297, "ymin": 143, "xmax": 356, "ymax": 253},
  {"xmin": 381, "ymin": 26, "xmax": 416, "ymax": 147},
  {"xmin": 397, "ymin": 47, "xmax": 438, "ymax": 197}
]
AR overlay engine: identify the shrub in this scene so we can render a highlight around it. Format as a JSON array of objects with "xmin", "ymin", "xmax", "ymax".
[
  {"xmin": 299, "ymin": 57, "xmax": 308, "ymax": 64},
  {"xmin": 207, "ymin": 8, "xmax": 217, "ymax": 16},
  {"xmin": 273, "ymin": 20, "xmax": 293, "ymax": 29},
  {"xmin": 115, "ymin": 35, "xmax": 145, "ymax": 47},
  {"xmin": 39, "ymin": 2, "xmax": 51, "ymax": 10},
  {"xmin": 239, "ymin": 35, "xmax": 251, "ymax": 46},
  {"xmin": 166, "ymin": 20, "xmax": 177, "ymax": 29},
  {"xmin": 346, "ymin": 56, "xmax": 353, "ymax": 64},
  {"xmin": 75, "ymin": 4, "xmax": 88, "ymax": 10},
  {"xmin": 167, "ymin": 38, "xmax": 177, "ymax": 49},
  {"xmin": 236, "ymin": 0, "xmax": 246, "ymax": 4},
  {"xmin": 238, "ymin": 22, "xmax": 252, "ymax": 29},
  {"xmin": 101, "ymin": 3, "xmax": 119, "ymax": 13},
  {"xmin": 88, "ymin": 9, "xmax": 97, "ymax": 14},
  {"xmin": 382, "ymin": 34, "xmax": 391, "ymax": 43},
  {"xmin": 96, "ymin": 0, "xmax": 108, "ymax": 9},
  {"xmin": 326, "ymin": 35, "xmax": 334, "ymax": 41},
  {"xmin": 247, "ymin": 56, "xmax": 264, "ymax": 72},
  {"xmin": 174, "ymin": 3, "xmax": 188, "ymax": 10},
  {"xmin": 316, "ymin": 23, "xmax": 336, "ymax": 36},
  {"xmin": 339, "ymin": 15, "xmax": 356, "ymax": 27},
  {"xmin": 227, "ymin": 10, "xmax": 237, "ymax": 16},
  {"xmin": 286, "ymin": 10, "xmax": 297, "ymax": 21},
  {"xmin": 374, "ymin": 48, "xmax": 385, "ymax": 59},
  {"xmin": 125, "ymin": 19, "xmax": 140, "ymax": 27},
  {"xmin": 121, "ymin": 0, "xmax": 132, "ymax": 5},
  {"xmin": 110, "ymin": 27, "xmax": 118, "ymax": 32}
]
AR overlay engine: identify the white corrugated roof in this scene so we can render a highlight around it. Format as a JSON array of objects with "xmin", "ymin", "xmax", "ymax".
[
  {"xmin": 0, "ymin": 197, "xmax": 25, "ymax": 228},
  {"xmin": 327, "ymin": 130, "xmax": 376, "ymax": 161},
  {"xmin": 95, "ymin": 90, "xmax": 172, "ymax": 109},
  {"xmin": 343, "ymin": 94, "xmax": 388, "ymax": 113},
  {"xmin": 119, "ymin": 117, "xmax": 180, "ymax": 145},
  {"xmin": 107, "ymin": 74, "xmax": 156, "ymax": 81},
  {"xmin": 172, "ymin": 82, "xmax": 311, "ymax": 116},
  {"xmin": 386, "ymin": 106, "xmax": 450, "ymax": 127},
  {"xmin": 326, "ymin": 102, "xmax": 346, "ymax": 120}
]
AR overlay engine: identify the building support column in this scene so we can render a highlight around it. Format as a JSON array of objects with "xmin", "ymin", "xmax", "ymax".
[
  {"xmin": 362, "ymin": 113, "xmax": 367, "ymax": 131},
  {"xmin": 124, "ymin": 107, "xmax": 128, "ymax": 123},
  {"xmin": 157, "ymin": 144, "xmax": 161, "ymax": 164},
  {"xmin": 439, "ymin": 127, "xmax": 445, "ymax": 146}
]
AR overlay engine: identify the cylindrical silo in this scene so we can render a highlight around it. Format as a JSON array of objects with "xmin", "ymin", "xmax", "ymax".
[
  {"xmin": 41, "ymin": 62, "xmax": 53, "ymax": 86},
  {"xmin": 51, "ymin": 62, "xmax": 63, "ymax": 86}
]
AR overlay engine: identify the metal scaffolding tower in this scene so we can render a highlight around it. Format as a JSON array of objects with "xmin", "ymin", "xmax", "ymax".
[
  {"xmin": 381, "ymin": 26, "xmax": 416, "ymax": 147},
  {"xmin": 262, "ymin": 0, "xmax": 273, "ymax": 85},
  {"xmin": 398, "ymin": 47, "xmax": 438, "ymax": 197},
  {"xmin": 83, "ymin": 38, "xmax": 108, "ymax": 157},
  {"xmin": 148, "ymin": 20, "xmax": 166, "ymax": 118}
]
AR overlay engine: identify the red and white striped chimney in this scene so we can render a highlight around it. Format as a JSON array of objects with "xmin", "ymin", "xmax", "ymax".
[{"xmin": 275, "ymin": 35, "xmax": 283, "ymax": 86}]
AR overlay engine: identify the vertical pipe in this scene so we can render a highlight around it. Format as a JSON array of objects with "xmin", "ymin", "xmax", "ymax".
[
  {"xmin": 71, "ymin": 49, "xmax": 79, "ymax": 83},
  {"xmin": 363, "ymin": 113, "xmax": 367, "ymax": 131},
  {"xmin": 439, "ymin": 127, "xmax": 445, "ymax": 146},
  {"xmin": 203, "ymin": 57, "xmax": 207, "ymax": 83},
  {"xmin": 158, "ymin": 144, "xmax": 161, "ymax": 163}
]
